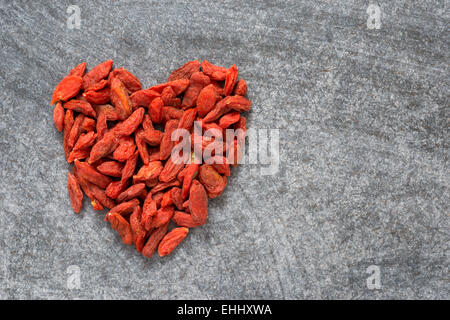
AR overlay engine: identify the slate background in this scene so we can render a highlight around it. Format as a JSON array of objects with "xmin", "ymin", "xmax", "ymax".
[{"xmin": 0, "ymin": 0, "xmax": 448, "ymax": 299}]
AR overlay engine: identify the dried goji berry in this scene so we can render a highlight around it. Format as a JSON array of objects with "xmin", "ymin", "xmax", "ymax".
[
  {"xmin": 160, "ymin": 119, "xmax": 179, "ymax": 160},
  {"xmin": 82, "ymin": 60, "xmax": 113, "ymax": 90},
  {"xmin": 149, "ymin": 97, "xmax": 164, "ymax": 124},
  {"xmin": 142, "ymin": 222, "xmax": 169, "ymax": 258},
  {"xmin": 106, "ymin": 212, "xmax": 133, "ymax": 245},
  {"xmin": 201, "ymin": 60, "xmax": 227, "ymax": 81},
  {"xmin": 149, "ymin": 205, "xmax": 174, "ymax": 229},
  {"xmin": 80, "ymin": 117, "xmax": 96, "ymax": 133},
  {"xmin": 110, "ymin": 77, "xmax": 132, "ymax": 120},
  {"xmin": 51, "ymin": 75, "xmax": 82, "ymax": 104},
  {"xmin": 117, "ymin": 183, "xmax": 147, "ymax": 203},
  {"xmin": 158, "ymin": 227, "xmax": 189, "ymax": 257},
  {"xmin": 110, "ymin": 68, "xmax": 142, "ymax": 93},
  {"xmin": 133, "ymin": 161, "xmax": 163, "ymax": 183},
  {"xmin": 188, "ymin": 180, "xmax": 208, "ymax": 225},
  {"xmin": 198, "ymin": 164, "xmax": 227, "ymax": 198},
  {"xmin": 67, "ymin": 172, "xmax": 83, "ymax": 213},
  {"xmin": 223, "ymin": 64, "xmax": 238, "ymax": 96},
  {"xmin": 233, "ymin": 79, "xmax": 247, "ymax": 96},
  {"xmin": 107, "ymin": 198, "xmax": 140, "ymax": 217},
  {"xmin": 172, "ymin": 211, "xmax": 202, "ymax": 228},
  {"xmin": 129, "ymin": 206, "xmax": 147, "ymax": 252},
  {"xmin": 168, "ymin": 60, "xmax": 201, "ymax": 81},
  {"xmin": 112, "ymin": 136, "xmax": 136, "ymax": 162},
  {"xmin": 69, "ymin": 62, "xmax": 86, "ymax": 77},
  {"xmin": 197, "ymin": 84, "xmax": 219, "ymax": 117},
  {"xmin": 159, "ymin": 156, "xmax": 185, "ymax": 183},
  {"xmin": 74, "ymin": 160, "xmax": 112, "ymax": 189},
  {"xmin": 83, "ymin": 87, "xmax": 110, "ymax": 105},
  {"xmin": 64, "ymin": 99, "xmax": 96, "ymax": 118},
  {"xmin": 97, "ymin": 161, "xmax": 124, "ymax": 178},
  {"xmin": 53, "ymin": 102, "xmax": 65, "ymax": 132},
  {"xmin": 130, "ymin": 89, "xmax": 160, "ymax": 108},
  {"xmin": 218, "ymin": 111, "xmax": 240, "ymax": 128},
  {"xmin": 67, "ymin": 114, "xmax": 85, "ymax": 150},
  {"xmin": 181, "ymin": 72, "xmax": 210, "ymax": 109}
]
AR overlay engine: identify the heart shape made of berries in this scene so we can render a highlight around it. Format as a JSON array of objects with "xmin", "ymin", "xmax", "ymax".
[{"xmin": 51, "ymin": 59, "xmax": 251, "ymax": 258}]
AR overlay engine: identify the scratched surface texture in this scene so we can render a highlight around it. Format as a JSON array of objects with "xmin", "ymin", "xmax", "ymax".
[{"xmin": 0, "ymin": 0, "xmax": 448, "ymax": 299}]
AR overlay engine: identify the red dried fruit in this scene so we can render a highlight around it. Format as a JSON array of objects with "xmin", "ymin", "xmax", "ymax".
[
  {"xmin": 159, "ymin": 156, "xmax": 185, "ymax": 183},
  {"xmin": 129, "ymin": 206, "xmax": 147, "ymax": 252},
  {"xmin": 107, "ymin": 198, "xmax": 140, "ymax": 216},
  {"xmin": 198, "ymin": 164, "xmax": 227, "ymax": 198},
  {"xmin": 67, "ymin": 172, "xmax": 83, "ymax": 213},
  {"xmin": 85, "ymin": 79, "xmax": 108, "ymax": 92},
  {"xmin": 168, "ymin": 60, "xmax": 201, "ymax": 81},
  {"xmin": 224, "ymin": 64, "xmax": 238, "ymax": 96},
  {"xmin": 161, "ymin": 86, "xmax": 180, "ymax": 106},
  {"xmin": 149, "ymin": 205, "xmax": 174, "ymax": 229},
  {"xmin": 178, "ymin": 108, "xmax": 197, "ymax": 131},
  {"xmin": 121, "ymin": 151, "xmax": 139, "ymax": 182},
  {"xmin": 149, "ymin": 97, "xmax": 164, "ymax": 124},
  {"xmin": 151, "ymin": 180, "xmax": 181, "ymax": 194},
  {"xmin": 112, "ymin": 136, "xmax": 136, "ymax": 162},
  {"xmin": 149, "ymin": 78, "xmax": 190, "ymax": 95},
  {"xmin": 97, "ymin": 161, "xmax": 124, "ymax": 177},
  {"xmin": 88, "ymin": 183, "xmax": 116, "ymax": 209},
  {"xmin": 172, "ymin": 211, "xmax": 202, "ymax": 228},
  {"xmin": 133, "ymin": 161, "xmax": 163, "ymax": 183},
  {"xmin": 89, "ymin": 131, "xmax": 121, "ymax": 164},
  {"xmin": 135, "ymin": 128, "xmax": 150, "ymax": 165},
  {"xmin": 67, "ymin": 148, "xmax": 91, "ymax": 163},
  {"xmin": 158, "ymin": 227, "xmax": 189, "ymax": 257},
  {"xmin": 105, "ymin": 180, "xmax": 129, "ymax": 199},
  {"xmin": 160, "ymin": 119, "xmax": 179, "ymax": 160},
  {"xmin": 72, "ymin": 131, "xmax": 96, "ymax": 152},
  {"xmin": 142, "ymin": 222, "xmax": 169, "ymax": 258},
  {"xmin": 180, "ymin": 163, "xmax": 199, "ymax": 199},
  {"xmin": 110, "ymin": 68, "xmax": 142, "ymax": 93},
  {"xmin": 74, "ymin": 160, "xmax": 112, "ymax": 189},
  {"xmin": 142, "ymin": 114, "xmax": 154, "ymax": 131},
  {"xmin": 63, "ymin": 99, "xmax": 96, "ymax": 117},
  {"xmin": 51, "ymin": 75, "xmax": 82, "ymax": 104},
  {"xmin": 218, "ymin": 111, "xmax": 240, "ymax": 128},
  {"xmin": 201, "ymin": 60, "xmax": 227, "ymax": 81},
  {"xmin": 130, "ymin": 89, "xmax": 160, "ymax": 108},
  {"xmin": 189, "ymin": 180, "xmax": 208, "ymax": 225},
  {"xmin": 53, "ymin": 102, "xmax": 65, "ymax": 132},
  {"xmin": 162, "ymin": 106, "xmax": 184, "ymax": 122},
  {"xmin": 106, "ymin": 212, "xmax": 133, "ymax": 245},
  {"xmin": 80, "ymin": 117, "xmax": 95, "ymax": 133},
  {"xmin": 181, "ymin": 72, "xmax": 210, "ymax": 108},
  {"xmin": 142, "ymin": 193, "xmax": 158, "ymax": 231},
  {"xmin": 117, "ymin": 183, "xmax": 147, "ymax": 203},
  {"xmin": 83, "ymin": 87, "xmax": 110, "ymax": 105},
  {"xmin": 233, "ymin": 79, "xmax": 247, "ymax": 96},
  {"xmin": 67, "ymin": 114, "xmax": 85, "ymax": 150},
  {"xmin": 141, "ymin": 128, "xmax": 163, "ymax": 146},
  {"xmin": 110, "ymin": 77, "xmax": 132, "ymax": 120},
  {"xmin": 197, "ymin": 84, "xmax": 219, "ymax": 117},
  {"xmin": 69, "ymin": 62, "xmax": 86, "ymax": 77},
  {"xmin": 63, "ymin": 109, "xmax": 74, "ymax": 160},
  {"xmin": 82, "ymin": 60, "xmax": 113, "ymax": 90}
]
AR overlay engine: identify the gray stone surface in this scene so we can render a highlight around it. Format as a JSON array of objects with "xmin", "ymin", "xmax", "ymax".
[{"xmin": 0, "ymin": 0, "xmax": 448, "ymax": 299}]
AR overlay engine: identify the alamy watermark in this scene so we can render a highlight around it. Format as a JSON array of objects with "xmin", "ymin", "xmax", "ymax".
[
  {"xmin": 366, "ymin": 265, "xmax": 381, "ymax": 290},
  {"xmin": 67, "ymin": 5, "xmax": 81, "ymax": 30},
  {"xmin": 168, "ymin": 121, "xmax": 279, "ymax": 176},
  {"xmin": 66, "ymin": 265, "xmax": 81, "ymax": 290},
  {"xmin": 367, "ymin": 4, "xmax": 381, "ymax": 30}
]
